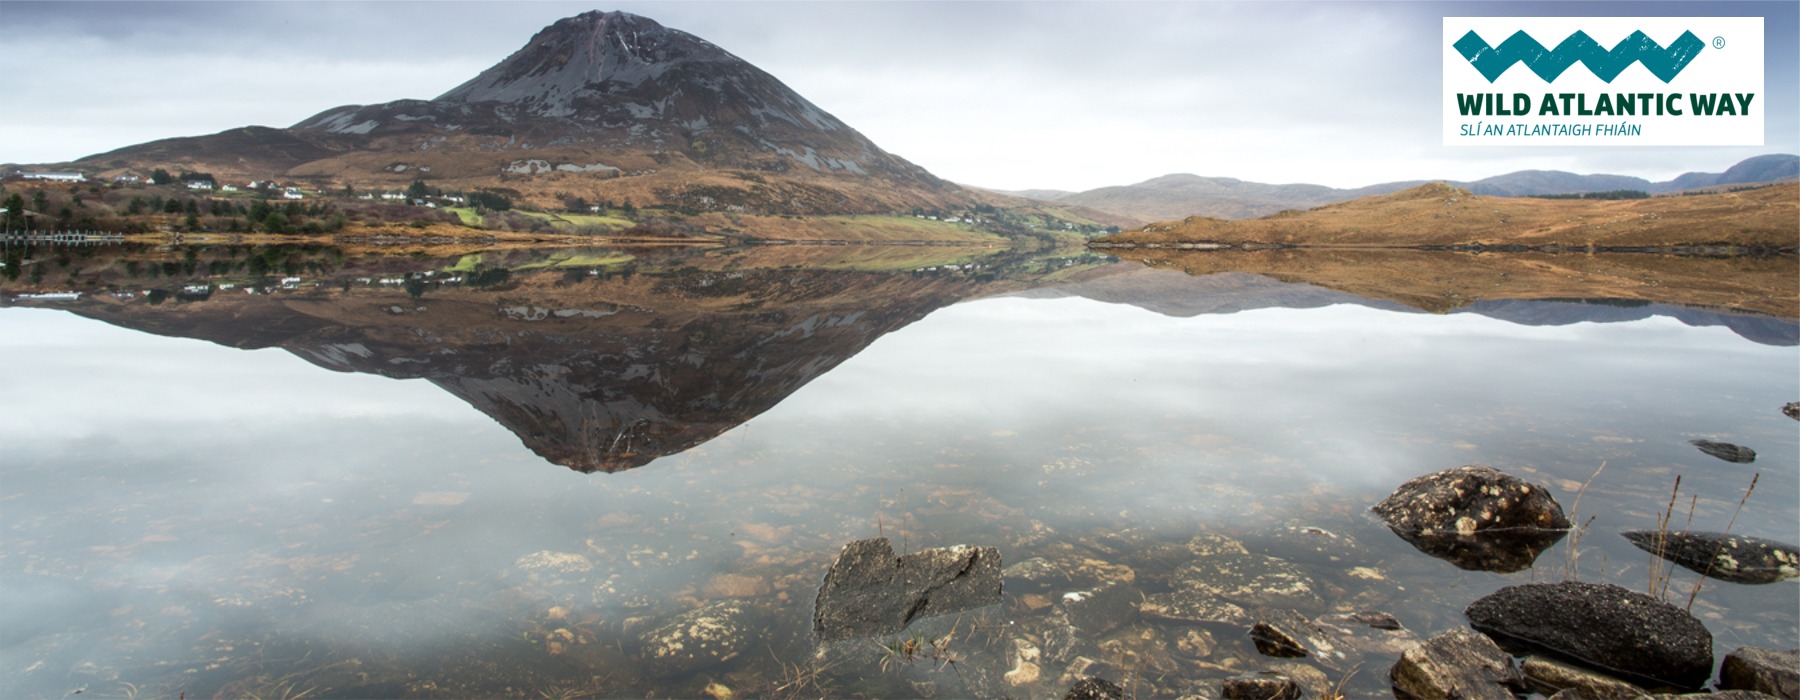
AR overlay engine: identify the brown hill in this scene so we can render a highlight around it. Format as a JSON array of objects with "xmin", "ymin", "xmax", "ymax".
[
  {"xmin": 60, "ymin": 11, "xmax": 973, "ymax": 216},
  {"xmin": 1093, "ymin": 182, "xmax": 1800, "ymax": 250}
]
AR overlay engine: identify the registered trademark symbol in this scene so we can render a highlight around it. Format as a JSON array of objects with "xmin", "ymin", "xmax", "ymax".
[{"xmin": 1713, "ymin": 36, "xmax": 1726, "ymax": 49}]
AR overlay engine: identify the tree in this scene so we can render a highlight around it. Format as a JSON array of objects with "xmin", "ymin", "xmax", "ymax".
[
  {"xmin": 406, "ymin": 179, "xmax": 430, "ymax": 201},
  {"xmin": 163, "ymin": 198, "xmax": 184, "ymax": 214},
  {"xmin": 2, "ymin": 193, "xmax": 24, "ymax": 229},
  {"xmin": 151, "ymin": 168, "xmax": 173, "ymax": 185},
  {"xmin": 621, "ymin": 198, "xmax": 637, "ymax": 217}
]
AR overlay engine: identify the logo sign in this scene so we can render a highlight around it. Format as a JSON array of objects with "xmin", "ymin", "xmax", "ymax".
[{"xmin": 1443, "ymin": 17, "xmax": 1763, "ymax": 146}]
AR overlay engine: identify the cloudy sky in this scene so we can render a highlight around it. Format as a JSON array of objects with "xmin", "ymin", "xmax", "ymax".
[{"xmin": 1, "ymin": 1, "xmax": 1794, "ymax": 191}]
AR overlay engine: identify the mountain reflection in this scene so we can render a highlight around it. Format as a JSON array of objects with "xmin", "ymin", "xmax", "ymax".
[
  {"xmin": 4, "ymin": 241, "xmax": 1794, "ymax": 473},
  {"xmin": 40, "ymin": 244, "xmax": 1057, "ymax": 472}
]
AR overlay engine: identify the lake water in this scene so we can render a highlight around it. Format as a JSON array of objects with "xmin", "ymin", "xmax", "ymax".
[{"xmin": 2, "ymin": 244, "xmax": 1796, "ymax": 699}]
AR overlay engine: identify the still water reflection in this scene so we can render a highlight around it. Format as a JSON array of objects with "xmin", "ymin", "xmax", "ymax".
[{"xmin": 2, "ymin": 254, "xmax": 1796, "ymax": 699}]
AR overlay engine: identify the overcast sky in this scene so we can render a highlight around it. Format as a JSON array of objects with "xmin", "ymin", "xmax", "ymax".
[{"xmin": 1, "ymin": 1, "xmax": 1794, "ymax": 191}]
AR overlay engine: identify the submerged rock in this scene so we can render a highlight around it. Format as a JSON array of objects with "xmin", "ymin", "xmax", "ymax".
[
  {"xmin": 1389, "ymin": 626, "xmax": 1524, "ymax": 700},
  {"xmin": 1621, "ymin": 531, "xmax": 1800, "ymax": 584},
  {"xmin": 1249, "ymin": 609, "xmax": 1329, "ymax": 659},
  {"xmin": 1690, "ymin": 438, "xmax": 1757, "ymax": 463},
  {"xmin": 1223, "ymin": 672, "xmax": 1302, "ymax": 700},
  {"xmin": 1464, "ymin": 581, "xmax": 1713, "ymax": 690},
  {"xmin": 1063, "ymin": 676, "xmax": 1125, "ymax": 700},
  {"xmin": 1721, "ymin": 647, "xmax": 1800, "ymax": 700},
  {"xmin": 1372, "ymin": 465, "xmax": 1570, "ymax": 573},
  {"xmin": 638, "ymin": 600, "xmax": 754, "ymax": 676},
  {"xmin": 1245, "ymin": 521, "xmax": 1375, "ymax": 567},
  {"xmin": 1059, "ymin": 579, "xmax": 1140, "ymax": 637},
  {"xmin": 812, "ymin": 537, "xmax": 1001, "ymax": 640},
  {"xmin": 1170, "ymin": 551, "xmax": 1321, "ymax": 609},
  {"xmin": 1138, "ymin": 590, "xmax": 1249, "ymax": 626},
  {"xmin": 1522, "ymin": 655, "xmax": 1648, "ymax": 698}
]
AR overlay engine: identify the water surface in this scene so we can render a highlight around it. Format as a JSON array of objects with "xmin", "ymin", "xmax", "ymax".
[{"xmin": 2, "ymin": 249, "xmax": 1796, "ymax": 699}]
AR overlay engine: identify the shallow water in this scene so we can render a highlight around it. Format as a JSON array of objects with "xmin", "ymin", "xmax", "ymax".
[{"xmin": 2, "ymin": 252, "xmax": 1796, "ymax": 699}]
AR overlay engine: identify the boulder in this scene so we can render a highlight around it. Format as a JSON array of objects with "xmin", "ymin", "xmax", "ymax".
[
  {"xmin": 1721, "ymin": 647, "xmax": 1800, "ymax": 700},
  {"xmin": 1223, "ymin": 673, "xmax": 1302, "ymax": 700},
  {"xmin": 812, "ymin": 537, "xmax": 1001, "ymax": 640},
  {"xmin": 1464, "ymin": 581, "xmax": 1713, "ymax": 690},
  {"xmin": 1783, "ymin": 402, "xmax": 1800, "ymax": 421},
  {"xmin": 1372, "ymin": 465, "xmax": 1570, "ymax": 572},
  {"xmin": 638, "ymin": 601, "xmax": 753, "ymax": 676},
  {"xmin": 1389, "ymin": 626, "xmax": 1524, "ymax": 700},
  {"xmin": 1690, "ymin": 438, "xmax": 1757, "ymax": 463},
  {"xmin": 1621, "ymin": 531, "xmax": 1799, "ymax": 584}
]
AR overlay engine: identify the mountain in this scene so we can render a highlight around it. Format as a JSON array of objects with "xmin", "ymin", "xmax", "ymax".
[
  {"xmin": 1025, "ymin": 155, "xmax": 1799, "ymax": 222},
  {"xmin": 63, "ymin": 11, "xmax": 967, "ymax": 215}
]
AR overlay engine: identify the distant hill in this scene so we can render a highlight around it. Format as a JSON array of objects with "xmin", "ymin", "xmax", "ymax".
[
  {"xmin": 1019, "ymin": 154, "xmax": 1798, "ymax": 222},
  {"xmin": 1091, "ymin": 181, "xmax": 1798, "ymax": 250}
]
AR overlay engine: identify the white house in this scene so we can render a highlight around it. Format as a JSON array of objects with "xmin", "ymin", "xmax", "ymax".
[
  {"xmin": 186, "ymin": 180, "xmax": 214, "ymax": 191},
  {"xmin": 282, "ymin": 188, "xmax": 305, "ymax": 200}
]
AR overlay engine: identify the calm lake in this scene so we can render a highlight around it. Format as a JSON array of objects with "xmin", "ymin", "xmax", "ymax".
[{"xmin": 2, "ymin": 242, "xmax": 1796, "ymax": 699}]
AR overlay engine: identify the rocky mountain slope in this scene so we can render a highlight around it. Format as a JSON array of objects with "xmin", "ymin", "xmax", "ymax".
[{"xmin": 60, "ymin": 11, "xmax": 969, "ymax": 215}]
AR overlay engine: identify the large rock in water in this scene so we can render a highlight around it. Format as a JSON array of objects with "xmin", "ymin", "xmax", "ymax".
[
  {"xmin": 1372, "ymin": 465, "xmax": 1570, "ymax": 572},
  {"xmin": 813, "ymin": 537, "xmax": 1001, "ymax": 640},
  {"xmin": 1621, "ymin": 531, "xmax": 1800, "ymax": 584},
  {"xmin": 1465, "ymin": 582, "xmax": 1713, "ymax": 690},
  {"xmin": 1389, "ymin": 626, "xmax": 1524, "ymax": 700}
]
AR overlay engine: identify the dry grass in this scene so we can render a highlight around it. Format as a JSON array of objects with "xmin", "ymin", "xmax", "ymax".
[{"xmin": 1097, "ymin": 182, "xmax": 1799, "ymax": 249}]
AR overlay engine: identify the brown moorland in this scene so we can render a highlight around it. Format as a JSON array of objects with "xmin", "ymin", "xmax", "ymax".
[{"xmin": 1092, "ymin": 182, "xmax": 1799, "ymax": 250}]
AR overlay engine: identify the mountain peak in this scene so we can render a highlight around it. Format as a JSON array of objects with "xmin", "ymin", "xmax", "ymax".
[{"xmin": 435, "ymin": 10, "xmax": 725, "ymax": 115}]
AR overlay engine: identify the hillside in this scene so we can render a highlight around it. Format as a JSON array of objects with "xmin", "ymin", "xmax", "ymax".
[{"xmin": 1090, "ymin": 182, "xmax": 1799, "ymax": 250}]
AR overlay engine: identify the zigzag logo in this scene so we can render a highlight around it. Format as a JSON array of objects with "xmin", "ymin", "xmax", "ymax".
[{"xmin": 1454, "ymin": 29, "xmax": 1706, "ymax": 83}]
